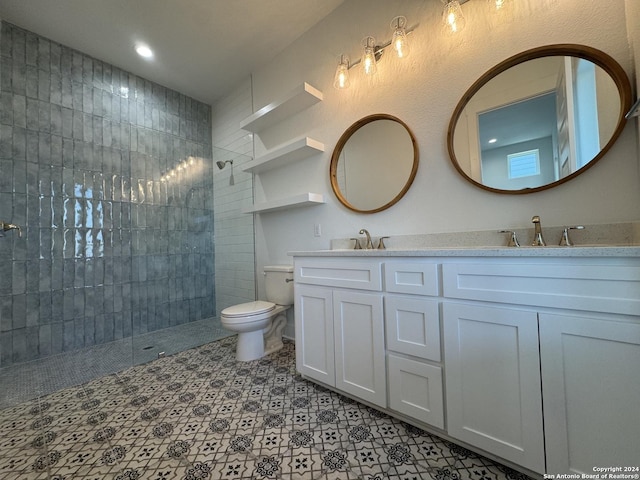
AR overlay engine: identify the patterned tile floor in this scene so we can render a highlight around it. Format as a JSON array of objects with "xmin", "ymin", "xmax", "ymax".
[{"xmin": 0, "ymin": 337, "xmax": 533, "ymax": 480}]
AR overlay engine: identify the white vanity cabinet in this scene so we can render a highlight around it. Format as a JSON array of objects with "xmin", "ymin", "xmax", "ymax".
[
  {"xmin": 294, "ymin": 258, "xmax": 446, "ymax": 426},
  {"xmin": 292, "ymin": 251, "xmax": 640, "ymax": 476},
  {"xmin": 294, "ymin": 259, "xmax": 387, "ymax": 407},
  {"xmin": 442, "ymin": 258, "xmax": 640, "ymax": 474}
]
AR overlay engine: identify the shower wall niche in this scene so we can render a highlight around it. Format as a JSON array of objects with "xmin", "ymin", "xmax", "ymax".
[{"xmin": 0, "ymin": 22, "xmax": 215, "ymax": 367}]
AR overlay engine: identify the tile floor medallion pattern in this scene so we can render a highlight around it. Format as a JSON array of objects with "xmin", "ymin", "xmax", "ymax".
[{"xmin": 0, "ymin": 338, "xmax": 534, "ymax": 480}]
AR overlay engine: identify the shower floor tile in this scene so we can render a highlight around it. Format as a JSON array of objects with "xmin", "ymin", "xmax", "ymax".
[
  {"xmin": 0, "ymin": 318, "xmax": 232, "ymax": 410},
  {"xmin": 0, "ymin": 337, "xmax": 535, "ymax": 480}
]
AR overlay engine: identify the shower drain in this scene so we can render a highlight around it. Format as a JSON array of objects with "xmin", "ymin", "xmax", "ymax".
[{"xmin": 141, "ymin": 345, "xmax": 165, "ymax": 358}]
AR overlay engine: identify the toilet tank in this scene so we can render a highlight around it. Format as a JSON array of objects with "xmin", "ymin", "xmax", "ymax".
[{"xmin": 264, "ymin": 265, "xmax": 294, "ymax": 305}]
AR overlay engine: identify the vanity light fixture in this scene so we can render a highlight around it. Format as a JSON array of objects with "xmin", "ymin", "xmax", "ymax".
[
  {"xmin": 391, "ymin": 16, "xmax": 410, "ymax": 58},
  {"xmin": 333, "ymin": 55, "xmax": 351, "ymax": 89},
  {"xmin": 442, "ymin": 0, "xmax": 466, "ymax": 34},
  {"xmin": 361, "ymin": 36, "xmax": 379, "ymax": 76},
  {"xmin": 135, "ymin": 43, "xmax": 154, "ymax": 59},
  {"xmin": 333, "ymin": 16, "xmax": 416, "ymax": 89}
]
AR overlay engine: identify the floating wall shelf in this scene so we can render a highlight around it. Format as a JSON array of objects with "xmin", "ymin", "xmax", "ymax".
[
  {"xmin": 241, "ymin": 137, "xmax": 325, "ymax": 174},
  {"xmin": 242, "ymin": 193, "xmax": 325, "ymax": 214},
  {"xmin": 240, "ymin": 82, "xmax": 323, "ymax": 133}
]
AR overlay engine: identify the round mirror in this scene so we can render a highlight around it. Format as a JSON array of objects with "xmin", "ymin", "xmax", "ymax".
[
  {"xmin": 330, "ymin": 114, "xmax": 419, "ymax": 213},
  {"xmin": 447, "ymin": 44, "xmax": 632, "ymax": 194}
]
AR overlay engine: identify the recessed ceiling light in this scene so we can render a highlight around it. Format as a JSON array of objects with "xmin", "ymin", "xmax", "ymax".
[
  {"xmin": 488, "ymin": 138, "xmax": 497, "ymax": 144},
  {"xmin": 135, "ymin": 44, "xmax": 154, "ymax": 58}
]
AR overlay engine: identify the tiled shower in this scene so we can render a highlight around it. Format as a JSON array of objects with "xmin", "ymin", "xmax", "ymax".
[{"xmin": 0, "ymin": 21, "xmax": 220, "ymax": 377}]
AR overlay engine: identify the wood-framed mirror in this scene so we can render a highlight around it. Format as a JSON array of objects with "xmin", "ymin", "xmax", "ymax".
[
  {"xmin": 330, "ymin": 114, "xmax": 419, "ymax": 213},
  {"xmin": 447, "ymin": 44, "xmax": 632, "ymax": 194}
]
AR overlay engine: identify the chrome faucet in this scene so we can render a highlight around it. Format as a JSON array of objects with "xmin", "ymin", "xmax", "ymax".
[
  {"xmin": 531, "ymin": 215, "xmax": 545, "ymax": 246},
  {"xmin": 359, "ymin": 229, "xmax": 374, "ymax": 249}
]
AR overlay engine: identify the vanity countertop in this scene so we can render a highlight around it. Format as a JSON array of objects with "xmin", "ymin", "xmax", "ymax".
[{"xmin": 289, "ymin": 245, "xmax": 640, "ymax": 258}]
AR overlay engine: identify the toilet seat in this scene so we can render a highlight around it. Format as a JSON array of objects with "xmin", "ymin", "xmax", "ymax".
[
  {"xmin": 221, "ymin": 301, "xmax": 275, "ymax": 324},
  {"xmin": 222, "ymin": 300, "xmax": 275, "ymax": 317}
]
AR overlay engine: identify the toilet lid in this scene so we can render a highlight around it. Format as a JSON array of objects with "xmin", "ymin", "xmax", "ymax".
[{"xmin": 222, "ymin": 301, "xmax": 275, "ymax": 318}]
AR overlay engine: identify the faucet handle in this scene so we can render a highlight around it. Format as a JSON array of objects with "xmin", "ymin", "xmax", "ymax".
[
  {"xmin": 559, "ymin": 225, "xmax": 584, "ymax": 246},
  {"xmin": 499, "ymin": 230, "xmax": 520, "ymax": 247},
  {"xmin": 350, "ymin": 238, "xmax": 362, "ymax": 250},
  {"xmin": 376, "ymin": 237, "xmax": 390, "ymax": 250}
]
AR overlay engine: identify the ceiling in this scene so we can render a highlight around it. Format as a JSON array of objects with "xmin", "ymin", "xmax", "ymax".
[
  {"xmin": 479, "ymin": 93, "xmax": 557, "ymax": 152},
  {"xmin": 0, "ymin": 0, "xmax": 346, "ymax": 104}
]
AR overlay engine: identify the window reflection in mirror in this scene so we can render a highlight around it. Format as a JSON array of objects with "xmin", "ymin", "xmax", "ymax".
[{"xmin": 448, "ymin": 45, "xmax": 632, "ymax": 194}]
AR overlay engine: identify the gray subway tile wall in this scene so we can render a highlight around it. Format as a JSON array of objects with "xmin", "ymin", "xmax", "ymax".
[{"xmin": 0, "ymin": 22, "xmax": 215, "ymax": 367}]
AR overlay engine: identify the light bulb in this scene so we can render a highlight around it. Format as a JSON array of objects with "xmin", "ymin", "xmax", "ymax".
[
  {"xmin": 391, "ymin": 16, "xmax": 410, "ymax": 59},
  {"xmin": 333, "ymin": 55, "xmax": 350, "ymax": 89},
  {"xmin": 361, "ymin": 36, "xmax": 378, "ymax": 76},
  {"xmin": 443, "ymin": 0, "xmax": 466, "ymax": 34}
]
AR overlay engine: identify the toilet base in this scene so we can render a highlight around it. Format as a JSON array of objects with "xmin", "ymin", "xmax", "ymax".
[
  {"xmin": 264, "ymin": 312, "xmax": 287, "ymax": 355},
  {"xmin": 236, "ymin": 330, "xmax": 265, "ymax": 362},
  {"xmin": 227, "ymin": 305, "xmax": 290, "ymax": 362}
]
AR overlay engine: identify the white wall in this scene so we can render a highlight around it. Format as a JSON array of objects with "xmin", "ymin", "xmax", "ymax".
[{"xmin": 219, "ymin": 0, "xmax": 639, "ymax": 301}]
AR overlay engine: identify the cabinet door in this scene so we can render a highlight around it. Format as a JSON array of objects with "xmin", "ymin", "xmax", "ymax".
[
  {"xmin": 333, "ymin": 290, "xmax": 386, "ymax": 407},
  {"xmin": 294, "ymin": 284, "xmax": 335, "ymax": 386},
  {"xmin": 388, "ymin": 354, "xmax": 444, "ymax": 429},
  {"xmin": 443, "ymin": 302, "xmax": 545, "ymax": 473},
  {"xmin": 539, "ymin": 313, "xmax": 640, "ymax": 473}
]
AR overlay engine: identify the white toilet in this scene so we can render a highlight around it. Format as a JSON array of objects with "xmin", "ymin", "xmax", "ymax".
[{"xmin": 220, "ymin": 265, "xmax": 294, "ymax": 362}]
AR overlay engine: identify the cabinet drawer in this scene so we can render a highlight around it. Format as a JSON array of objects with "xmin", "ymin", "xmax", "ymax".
[
  {"xmin": 384, "ymin": 261, "xmax": 439, "ymax": 296},
  {"xmin": 385, "ymin": 295, "xmax": 441, "ymax": 362},
  {"xmin": 388, "ymin": 354, "xmax": 444, "ymax": 429},
  {"xmin": 295, "ymin": 258, "xmax": 382, "ymax": 291},
  {"xmin": 442, "ymin": 262, "xmax": 640, "ymax": 315}
]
